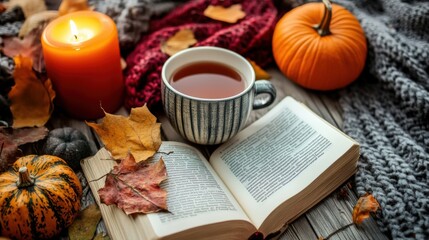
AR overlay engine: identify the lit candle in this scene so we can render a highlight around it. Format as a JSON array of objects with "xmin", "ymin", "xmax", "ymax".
[{"xmin": 41, "ymin": 11, "xmax": 123, "ymax": 119}]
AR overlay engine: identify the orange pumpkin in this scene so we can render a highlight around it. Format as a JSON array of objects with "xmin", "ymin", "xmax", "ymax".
[
  {"xmin": 0, "ymin": 155, "xmax": 82, "ymax": 240},
  {"xmin": 272, "ymin": 0, "xmax": 367, "ymax": 90}
]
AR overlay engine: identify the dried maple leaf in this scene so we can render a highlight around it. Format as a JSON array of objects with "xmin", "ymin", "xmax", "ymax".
[
  {"xmin": 8, "ymin": 56, "xmax": 55, "ymax": 128},
  {"xmin": 19, "ymin": 10, "xmax": 58, "ymax": 38},
  {"xmin": 0, "ymin": 3, "xmax": 6, "ymax": 13},
  {"xmin": 58, "ymin": 0, "xmax": 91, "ymax": 16},
  {"xmin": 87, "ymin": 105, "xmax": 161, "ymax": 162},
  {"xmin": 203, "ymin": 4, "xmax": 246, "ymax": 24},
  {"xmin": 68, "ymin": 204, "xmax": 101, "ymax": 240},
  {"xmin": 161, "ymin": 29, "xmax": 197, "ymax": 56},
  {"xmin": 248, "ymin": 59, "xmax": 271, "ymax": 80},
  {"xmin": 2, "ymin": 27, "xmax": 45, "ymax": 72},
  {"xmin": 0, "ymin": 126, "xmax": 48, "ymax": 172},
  {"xmin": 5, "ymin": 0, "xmax": 46, "ymax": 18},
  {"xmin": 352, "ymin": 193, "xmax": 380, "ymax": 225},
  {"xmin": 98, "ymin": 153, "xmax": 168, "ymax": 215},
  {"xmin": 93, "ymin": 233, "xmax": 109, "ymax": 240}
]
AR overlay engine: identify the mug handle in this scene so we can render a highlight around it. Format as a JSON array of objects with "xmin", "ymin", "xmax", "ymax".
[{"xmin": 253, "ymin": 80, "xmax": 277, "ymax": 110}]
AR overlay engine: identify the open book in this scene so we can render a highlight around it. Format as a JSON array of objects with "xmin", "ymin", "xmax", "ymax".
[{"xmin": 81, "ymin": 96, "xmax": 359, "ymax": 240}]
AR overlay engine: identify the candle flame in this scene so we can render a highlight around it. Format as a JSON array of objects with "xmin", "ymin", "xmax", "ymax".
[{"xmin": 69, "ymin": 20, "xmax": 79, "ymax": 41}]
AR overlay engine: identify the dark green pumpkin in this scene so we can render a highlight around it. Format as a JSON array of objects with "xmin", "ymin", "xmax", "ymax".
[
  {"xmin": 43, "ymin": 127, "xmax": 92, "ymax": 170},
  {"xmin": 0, "ymin": 155, "xmax": 82, "ymax": 239}
]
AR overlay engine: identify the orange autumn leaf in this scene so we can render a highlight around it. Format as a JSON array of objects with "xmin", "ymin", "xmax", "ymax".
[
  {"xmin": 58, "ymin": 0, "xmax": 91, "ymax": 16},
  {"xmin": 161, "ymin": 29, "xmax": 197, "ymax": 56},
  {"xmin": 8, "ymin": 56, "xmax": 55, "ymax": 128},
  {"xmin": 203, "ymin": 4, "xmax": 246, "ymax": 24},
  {"xmin": 248, "ymin": 59, "xmax": 271, "ymax": 80},
  {"xmin": 0, "ymin": 3, "xmax": 6, "ymax": 13},
  {"xmin": 352, "ymin": 193, "xmax": 380, "ymax": 225},
  {"xmin": 86, "ymin": 105, "xmax": 161, "ymax": 162}
]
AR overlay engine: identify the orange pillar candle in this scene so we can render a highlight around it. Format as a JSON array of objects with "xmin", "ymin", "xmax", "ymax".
[{"xmin": 41, "ymin": 11, "xmax": 123, "ymax": 119}]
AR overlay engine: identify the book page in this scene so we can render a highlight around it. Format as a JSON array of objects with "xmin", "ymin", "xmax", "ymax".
[
  {"xmin": 210, "ymin": 97, "xmax": 357, "ymax": 230},
  {"xmin": 145, "ymin": 142, "xmax": 252, "ymax": 238}
]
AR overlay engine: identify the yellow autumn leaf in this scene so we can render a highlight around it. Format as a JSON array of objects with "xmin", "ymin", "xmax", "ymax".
[
  {"xmin": 203, "ymin": 4, "xmax": 246, "ymax": 24},
  {"xmin": 0, "ymin": 3, "xmax": 6, "ymax": 13},
  {"xmin": 68, "ymin": 204, "xmax": 101, "ymax": 240},
  {"xmin": 58, "ymin": 0, "xmax": 91, "ymax": 16},
  {"xmin": 19, "ymin": 10, "xmax": 58, "ymax": 38},
  {"xmin": 5, "ymin": 0, "xmax": 46, "ymax": 18},
  {"xmin": 86, "ymin": 105, "xmax": 161, "ymax": 162},
  {"xmin": 248, "ymin": 59, "xmax": 271, "ymax": 80},
  {"xmin": 161, "ymin": 29, "xmax": 197, "ymax": 56},
  {"xmin": 8, "ymin": 56, "xmax": 55, "ymax": 128},
  {"xmin": 352, "ymin": 193, "xmax": 380, "ymax": 225}
]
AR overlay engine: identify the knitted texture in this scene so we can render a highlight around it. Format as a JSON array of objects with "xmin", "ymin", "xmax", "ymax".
[
  {"xmin": 337, "ymin": 0, "xmax": 429, "ymax": 239},
  {"xmin": 92, "ymin": 0, "xmax": 185, "ymax": 52},
  {"xmin": 123, "ymin": 0, "xmax": 277, "ymax": 109},
  {"xmin": 0, "ymin": 6, "xmax": 24, "ymax": 37}
]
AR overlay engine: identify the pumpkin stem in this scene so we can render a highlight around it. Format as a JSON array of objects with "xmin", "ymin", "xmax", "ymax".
[
  {"xmin": 315, "ymin": 0, "xmax": 332, "ymax": 36},
  {"xmin": 17, "ymin": 167, "xmax": 34, "ymax": 188}
]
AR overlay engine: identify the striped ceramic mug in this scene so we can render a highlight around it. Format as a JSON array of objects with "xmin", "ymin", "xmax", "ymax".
[{"xmin": 161, "ymin": 46, "xmax": 276, "ymax": 145}]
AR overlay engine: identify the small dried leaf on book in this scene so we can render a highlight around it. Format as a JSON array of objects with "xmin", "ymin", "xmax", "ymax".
[
  {"xmin": 86, "ymin": 105, "xmax": 161, "ymax": 162},
  {"xmin": 8, "ymin": 56, "xmax": 55, "ymax": 128},
  {"xmin": 161, "ymin": 29, "xmax": 197, "ymax": 56},
  {"xmin": 248, "ymin": 59, "xmax": 271, "ymax": 80},
  {"xmin": 352, "ymin": 193, "xmax": 380, "ymax": 225},
  {"xmin": 68, "ymin": 204, "xmax": 101, "ymax": 240},
  {"xmin": 203, "ymin": 4, "xmax": 246, "ymax": 24},
  {"xmin": 98, "ymin": 153, "xmax": 168, "ymax": 215}
]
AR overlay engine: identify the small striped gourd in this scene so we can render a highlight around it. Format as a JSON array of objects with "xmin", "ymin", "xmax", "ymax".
[{"xmin": 0, "ymin": 155, "xmax": 82, "ymax": 240}]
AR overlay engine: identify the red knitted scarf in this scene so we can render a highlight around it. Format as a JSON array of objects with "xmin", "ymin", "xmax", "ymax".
[{"xmin": 124, "ymin": 0, "xmax": 277, "ymax": 109}]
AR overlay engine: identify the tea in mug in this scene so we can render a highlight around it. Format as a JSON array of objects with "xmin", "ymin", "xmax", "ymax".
[{"xmin": 170, "ymin": 61, "xmax": 245, "ymax": 99}]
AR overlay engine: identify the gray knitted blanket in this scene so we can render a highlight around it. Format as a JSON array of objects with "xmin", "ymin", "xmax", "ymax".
[{"xmin": 337, "ymin": 0, "xmax": 429, "ymax": 239}]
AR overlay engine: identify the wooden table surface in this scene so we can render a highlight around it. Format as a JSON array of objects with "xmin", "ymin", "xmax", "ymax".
[{"xmin": 50, "ymin": 67, "xmax": 388, "ymax": 240}]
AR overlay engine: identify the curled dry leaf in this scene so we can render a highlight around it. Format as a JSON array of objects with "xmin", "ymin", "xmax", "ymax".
[
  {"xmin": 19, "ymin": 10, "xmax": 58, "ymax": 38},
  {"xmin": 86, "ymin": 105, "xmax": 161, "ymax": 162},
  {"xmin": 248, "ymin": 59, "xmax": 271, "ymax": 80},
  {"xmin": 161, "ymin": 29, "xmax": 197, "ymax": 56},
  {"xmin": 93, "ymin": 233, "xmax": 110, "ymax": 240},
  {"xmin": 58, "ymin": 0, "xmax": 91, "ymax": 16},
  {"xmin": 5, "ymin": 0, "xmax": 46, "ymax": 18},
  {"xmin": 98, "ymin": 153, "xmax": 168, "ymax": 215},
  {"xmin": 0, "ymin": 3, "xmax": 6, "ymax": 13},
  {"xmin": 203, "ymin": 4, "xmax": 246, "ymax": 24},
  {"xmin": 352, "ymin": 193, "xmax": 380, "ymax": 225},
  {"xmin": 8, "ymin": 56, "xmax": 55, "ymax": 128},
  {"xmin": 0, "ymin": 126, "xmax": 48, "ymax": 172},
  {"xmin": 2, "ymin": 27, "xmax": 45, "ymax": 72}
]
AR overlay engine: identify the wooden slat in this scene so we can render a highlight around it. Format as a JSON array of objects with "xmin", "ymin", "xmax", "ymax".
[
  {"xmin": 305, "ymin": 187, "xmax": 387, "ymax": 240},
  {"xmin": 280, "ymin": 216, "xmax": 318, "ymax": 240}
]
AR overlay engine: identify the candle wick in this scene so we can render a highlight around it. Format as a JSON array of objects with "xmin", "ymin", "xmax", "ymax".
[{"xmin": 74, "ymin": 34, "xmax": 78, "ymax": 41}]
